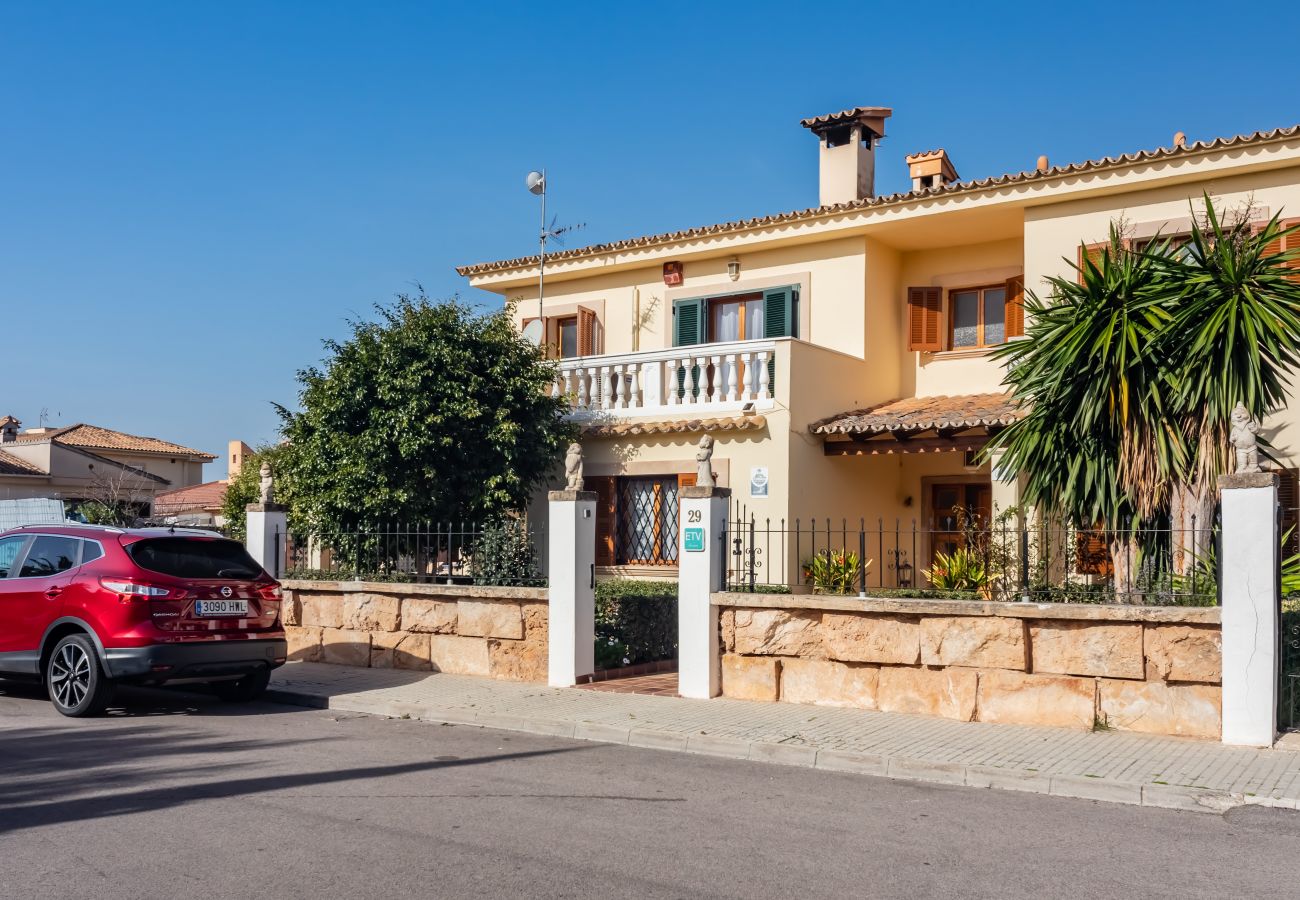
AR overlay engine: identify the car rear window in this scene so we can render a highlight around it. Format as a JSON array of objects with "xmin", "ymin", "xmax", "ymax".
[{"xmin": 126, "ymin": 538, "xmax": 262, "ymax": 580}]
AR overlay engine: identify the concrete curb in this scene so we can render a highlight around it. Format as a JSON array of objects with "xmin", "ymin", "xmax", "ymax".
[{"xmin": 264, "ymin": 688, "xmax": 1297, "ymax": 815}]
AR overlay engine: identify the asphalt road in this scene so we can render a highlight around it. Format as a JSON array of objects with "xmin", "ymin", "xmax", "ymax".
[{"xmin": 1, "ymin": 682, "xmax": 1298, "ymax": 900}]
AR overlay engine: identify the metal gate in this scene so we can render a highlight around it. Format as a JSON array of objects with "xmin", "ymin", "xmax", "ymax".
[{"xmin": 1282, "ymin": 600, "xmax": 1300, "ymax": 731}]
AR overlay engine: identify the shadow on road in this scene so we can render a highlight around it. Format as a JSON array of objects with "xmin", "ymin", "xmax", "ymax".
[{"xmin": 0, "ymin": 678, "xmax": 305, "ymax": 718}]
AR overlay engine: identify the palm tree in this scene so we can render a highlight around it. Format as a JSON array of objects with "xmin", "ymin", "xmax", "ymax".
[{"xmin": 991, "ymin": 196, "xmax": 1300, "ymax": 598}]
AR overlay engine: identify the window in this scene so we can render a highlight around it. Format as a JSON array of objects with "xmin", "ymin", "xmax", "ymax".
[
  {"xmin": 708, "ymin": 292, "xmax": 765, "ymax": 342},
  {"xmin": 81, "ymin": 541, "xmax": 104, "ymax": 564},
  {"xmin": 126, "ymin": 538, "xmax": 261, "ymax": 579},
  {"xmin": 673, "ymin": 285, "xmax": 797, "ymax": 348},
  {"xmin": 19, "ymin": 535, "xmax": 81, "ymax": 577},
  {"xmin": 0, "ymin": 536, "xmax": 25, "ymax": 578},
  {"xmin": 615, "ymin": 476, "xmax": 680, "ymax": 565},
  {"xmin": 950, "ymin": 285, "xmax": 1007, "ymax": 349},
  {"xmin": 557, "ymin": 316, "xmax": 578, "ymax": 359}
]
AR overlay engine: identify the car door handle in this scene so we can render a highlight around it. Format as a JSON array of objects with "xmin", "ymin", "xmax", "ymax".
[{"xmin": 45, "ymin": 587, "xmax": 63, "ymax": 600}]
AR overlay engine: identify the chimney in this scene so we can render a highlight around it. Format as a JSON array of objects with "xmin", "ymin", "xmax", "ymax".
[
  {"xmin": 800, "ymin": 106, "xmax": 892, "ymax": 206},
  {"xmin": 905, "ymin": 149, "xmax": 959, "ymax": 192},
  {"xmin": 0, "ymin": 416, "xmax": 19, "ymax": 443}
]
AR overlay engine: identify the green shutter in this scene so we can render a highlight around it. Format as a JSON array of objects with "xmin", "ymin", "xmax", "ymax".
[
  {"xmin": 672, "ymin": 297, "xmax": 705, "ymax": 399},
  {"xmin": 762, "ymin": 286, "xmax": 796, "ymax": 394},
  {"xmin": 672, "ymin": 297, "xmax": 705, "ymax": 346},
  {"xmin": 762, "ymin": 286, "xmax": 796, "ymax": 338}
]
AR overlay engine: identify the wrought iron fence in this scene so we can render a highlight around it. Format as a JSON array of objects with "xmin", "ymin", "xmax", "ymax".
[
  {"xmin": 724, "ymin": 503, "xmax": 1218, "ymax": 606},
  {"xmin": 277, "ymin": 519, "xmax": 547, "ymax": 587},
  {"xmin": 1282, "ymin": 601, "xmax": 1300, "ymax": 732}
]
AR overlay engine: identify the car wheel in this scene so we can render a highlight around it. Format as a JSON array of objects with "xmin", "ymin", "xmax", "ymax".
[
  {"xmin": 46, "ymin": 634, "xmax": 114, "ymax": 717},
  {"xmin": 211, "ymin": 667, "xmax": 271, "ymax": 703}
]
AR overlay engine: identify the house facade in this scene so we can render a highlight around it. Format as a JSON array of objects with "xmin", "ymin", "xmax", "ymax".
[
  {"xmin": 458, "ymin": 108, "xmax": 1300, "ymax": 581},
  {"xmin": 0, "ymin": 417, "xmax": 217, "ymax": 516}
]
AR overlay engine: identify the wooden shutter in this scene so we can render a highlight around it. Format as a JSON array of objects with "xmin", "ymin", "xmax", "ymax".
[
  {"xmin": 672, "ymin": 297, "xmax": 705, "ymax": 346},
  {"xmin": 591, "ymin": 476, "xmax": 617, "ymax": 567},
  {"xmin": 1282, "ymin": 219, "xmax": 1300, "ymax": 283},
  {"xmin": 577, "ymin": 306, "xmax": 597, "ymax": 356},
  {"xmin": 677, "ymin": 472, "xmax": 698, "ymax": 490},
  {"xmin": 906, "ymin": 287, "xmax": 943, "ymax": 352},
  {"xmin": 1077, "ymin": 242, "xmax": 1107, "ymax": 284},
  {"xmin": 762, "ymin": 286, "xmax": 797, "ymax": 339},
  {"xmin": 1004, "ymin": 275, "xmax": 1025, "ymax": 339},
  {"xmin": 1278, "ymin": 468, "xmax": 1299, "ymax": 556}
]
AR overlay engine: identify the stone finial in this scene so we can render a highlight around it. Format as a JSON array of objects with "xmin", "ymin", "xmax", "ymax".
[
  {"xmin": 258, "ymin": 461, "xmax": 275, "ymax": 504},
  {"xmin": 1035, "ymin": 154, "xmax": 1049, "ymax": 173},
  {"xmin": 1229, "ymin": 402, "xmax": 1261, "ymax": 474},
  {"xmin": 695, "ymin": 434, "xmax": 715, "ymax": 488},
  {"xmin": 564, "ymin": 442, "xmax": 584, "ymax": 491},
  {"xmin": 1173, "ymin": 131, "xmax": 1187, "ymax": 148}
]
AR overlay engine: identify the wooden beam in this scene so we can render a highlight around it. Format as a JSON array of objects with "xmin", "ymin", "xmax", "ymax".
[{"xmin": 824, "ymin": 435, "xmax": 990, "ymax": 457}]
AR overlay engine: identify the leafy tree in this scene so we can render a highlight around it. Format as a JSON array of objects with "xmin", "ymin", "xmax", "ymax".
[
  {"xmin": 275, "ymin": 294, "xmax": 573, "ymax": 534},
  {"xmin": 992, "ymin": 196, "xmax": 1300, "ymax": 586}
]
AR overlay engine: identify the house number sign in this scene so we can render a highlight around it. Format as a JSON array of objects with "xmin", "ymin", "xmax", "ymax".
[{"xmin": 684, "ymin": 509, "xmax": 705, "ymax": 552}]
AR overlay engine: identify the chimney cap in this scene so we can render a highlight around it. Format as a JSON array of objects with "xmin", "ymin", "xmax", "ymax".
[
  {"xmin": 1036, "ymin": 154, "xmax": 1050, "ymax": 173},
  {"xmin": 1173, "ymin": 131, "xmax": 1187, "ymax": 148},
  {"xmin": 0, "ymin": 416, "xmax": 20, "ymax": 427},
  {"xmin": 800, "ymin": 106, "xmax": 892, "ymax": 139},
  {"xmin": 905, "ymin": 148, "xmax": 959, "ymax": 185}
]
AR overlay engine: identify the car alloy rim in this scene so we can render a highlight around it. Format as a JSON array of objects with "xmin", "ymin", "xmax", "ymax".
[{"xmin": 50, "ymin": 643, "xmax": 91, "ymax": 709}]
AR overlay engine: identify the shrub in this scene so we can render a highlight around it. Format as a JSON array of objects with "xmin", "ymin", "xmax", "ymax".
[
  {"xmin": 802, "ymin": 549, "xmax": 869, "ymax": 595},
  {"xmin": 470, "ymin": 518, "xmax": 544, "ymax": 587},
  {"xmin": 595, "ymin": 579, "xmax": 676, "ymax": 667},
  {"xmin": 924, "ymin": 547, "xmax": 991, "ymax": 593}
]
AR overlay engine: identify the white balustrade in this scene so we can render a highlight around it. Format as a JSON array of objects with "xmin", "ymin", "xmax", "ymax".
[{"xmin": 553, "ymin": 340, "xmax": 779, "ymax": 418}]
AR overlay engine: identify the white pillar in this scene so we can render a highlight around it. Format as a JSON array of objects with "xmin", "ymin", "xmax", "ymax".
[
  {"xmin": 1219, "ymin": 472, "xmax": 1280, "ymax": 747},
  {"xmin": 678, "ymin": 486, "xmax": 729, "ymax": 699},
  {"xmin": 245, "ymin": 503, "xmax": 287, "ymax": 578},
  {"xmin": 547, "ymin": 490, "xmax": 596, "ymax": 687}
]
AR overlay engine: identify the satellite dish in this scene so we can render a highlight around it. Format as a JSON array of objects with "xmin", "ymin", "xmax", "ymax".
[
  {"xmin": 522, "ymin": 319, "xmax": 544, "ymax": 345},
  {"xmin": 525, "ymin": 171, "xmax": 545, "ymax": 195}
]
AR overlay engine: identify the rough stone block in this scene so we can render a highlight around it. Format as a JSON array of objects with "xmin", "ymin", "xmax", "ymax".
[
  {"xmin": 721, "ymin": 654, "xmax": 780, "ymax": 701},
  {"xmin": 321, "ymin": 628, "xmax": 371, "ymax": 667},
  {"xmin": 1029, "ymin": 621, "xmax": 1143, "ymax": 679},
  {"xmin": 457, "ymin": 600, "xmax": 524, "ymax": 640},
  {"xmin": 488, "ymin": 638, "xmax": 548, "ymax": 682},
  {"xmin": 370, "ymin": 631, "xmax": 431, "ymax": 670},
  {"xmin": 343, "ymin": 592, "xmax": 401, "ymax": 632},
  {"xmin": 429, "ymin": 634, "xmax": 491, "ymax": 676},
  {"xmin": 284, "ymin": 625, "xmax": 322, "ymax": 662},
  {"xmin": 732, "ymin": 608, "xmax": 822, "ymax": 656},
  {"xmin": 401, "ymin": 598, "xmax": 458, "ymax": 634},
  {"xmin": 280, "ymin": 593, "xmax": 301, "ymax": 627},
  {"xmin": 720, "ymin": 608, "xmax": 736, "ymax": 653},
  {"xmin": 822, "ymin": 613, "xmax": 920, "ymax": 665},
  {"xmin": 521, "ymin": 602, "xmax": 549, "ymax": 641},
  {"xmin": 1143, "ymin": 625, "xmax": 1221, "ymax": 683},
  {"xmin": 877, "ymin": 666, "xmax": 977, "ymax": 721},
  {"xmin": 976, "ymin": 669, "xmax": 1096, "ymax": 729},
  {"xmin": 920, "ymin": 616, "xmax": 1026, "ymax": 670},
  {"xmin": 1097, "ymin": 679, "xmax": 1221, "ymax": 739},
  {"xmin": 780, "ymin": 657, "xmax": 878, "ymax": 710},
  {"xmin": 298, "ymin": 594, "xmax": 343, "ymax": 630}
]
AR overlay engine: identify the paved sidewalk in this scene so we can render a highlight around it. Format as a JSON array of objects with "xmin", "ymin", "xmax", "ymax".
[{"xmin": 267, "ymin": 662, "xmax": 1300, "ymax": 814}]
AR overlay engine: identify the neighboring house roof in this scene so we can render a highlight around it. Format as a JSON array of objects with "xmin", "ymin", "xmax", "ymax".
[
  {"xmin": 809, "ymin": 393, "xmax": 1022, "ymax": 437},
  {"xmin": 14, "ymin": 423, "xmax": 216, "ymax": 460},
  {"xmin": 0, "ymin": 449, "xmax": 47, "ymax": 477},
  {"xmin": 153, "ymin": 480, "xmax": 228, "ymax": 514},
  {"xmin": 456, "ymin": 123, "xmax": 1300, "ymax": 278},
  {"xmin": 581, "ymin": 414, "xmax": 767, "ymax": 438}
]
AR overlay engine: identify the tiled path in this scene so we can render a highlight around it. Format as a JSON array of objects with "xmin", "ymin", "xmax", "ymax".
[
  {"xmin": 268, "ymin": 662, "xmax": 1300, "ymax": 814},
  {"xmin": 576, "ymin": 671, "xmax": 680, "ymax": 696}
]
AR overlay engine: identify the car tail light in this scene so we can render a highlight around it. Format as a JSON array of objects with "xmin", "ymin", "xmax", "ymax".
[
  {"xmin": 257, "ymin": 584, "xmax": 283, "ymax": 601},
  {"xmin": 100, "ymin": 578, "xmax": 175, "ymax": 602}
]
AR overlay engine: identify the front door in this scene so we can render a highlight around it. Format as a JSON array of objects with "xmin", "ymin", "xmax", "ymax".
[{"xmin": 930, "ymin": 482, "xmax": 992, "ymax": 560}]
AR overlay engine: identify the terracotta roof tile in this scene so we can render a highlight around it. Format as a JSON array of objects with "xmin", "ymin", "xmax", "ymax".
[
  {"xmin": 809, "ymin": 393, "xmax": 1022, "ymax": 436},
  {"xmin": 456, "ymin": 124, "xmax": 1300, "ymax": 278},
  {"xmin": 581, "ymin": 414, "xmax": 766, "ymax": 438},
  {"xmin": 798, "ymin": 105, "xmax": 893, "ymax": 130},
  {"xmin": 153, "ymin": 480, "xmax": 228, "ymax": 514},
  {"xmin": 0, "ymin": 450, "xmax": 47, "ymax": 476},
  {"xmin": 15, "ymin": 424, "xmax": 216, "ymax": 460}
]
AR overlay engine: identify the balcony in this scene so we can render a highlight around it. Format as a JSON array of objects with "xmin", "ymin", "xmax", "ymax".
[{"xmin": 552, "ymin": 339, "xmax": 779, "ymax": 418}]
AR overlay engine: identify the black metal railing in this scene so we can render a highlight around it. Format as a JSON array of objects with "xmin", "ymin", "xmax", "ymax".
[
  {"xmin": 276, "ymin": 519, "xmax": 547, "ymax": 587},
  {"xmin": 724, "ymin": 503, "xmax": 1218, "ymax": 606}
]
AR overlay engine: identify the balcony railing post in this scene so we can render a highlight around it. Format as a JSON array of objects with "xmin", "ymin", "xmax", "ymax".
[{"xmin": 757, "ymin": 350, "xmax": 771, "ymax": 401}]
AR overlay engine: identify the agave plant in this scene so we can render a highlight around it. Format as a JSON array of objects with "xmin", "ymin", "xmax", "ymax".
[
  {"xmin": 924, "ymin": 547, "xmax": 990, "ymax": 594},
  {"xmin": 802, "ymin": 549, "xmax": 869, "ymax": 595}
]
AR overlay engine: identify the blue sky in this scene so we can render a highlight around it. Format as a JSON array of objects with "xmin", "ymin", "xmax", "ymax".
[{"xmin": 3, "ymin": 1, "xmax": 1298, "ymax": 478}]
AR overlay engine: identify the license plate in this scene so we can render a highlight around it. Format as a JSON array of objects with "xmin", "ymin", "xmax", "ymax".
[{"xmin": 195, "ymin": 598, "xmax": 249, "ymax": 617}]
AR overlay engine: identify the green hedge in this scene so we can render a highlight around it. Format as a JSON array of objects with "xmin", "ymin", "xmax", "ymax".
[{"xmin": 594, "ymin": 579, "xmax": 677, "ymax": 669}]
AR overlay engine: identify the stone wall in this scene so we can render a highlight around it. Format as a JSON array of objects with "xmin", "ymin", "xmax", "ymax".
[
  {"xmin": 282, "ymin": 580, "xmax": 548, "ymax": 682},
  {"xmin": 715, "ymin": 593, "xmax": 1222, "ymax": 739}
]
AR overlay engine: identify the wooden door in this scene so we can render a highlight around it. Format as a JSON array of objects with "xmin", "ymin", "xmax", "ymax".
[{"xmin": 930, "ymin": 482, "xmax": 991, "ymax": 560}]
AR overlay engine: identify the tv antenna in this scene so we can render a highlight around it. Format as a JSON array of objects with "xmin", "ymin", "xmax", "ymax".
[{"xmin": 524, "ymin": 170, "xmax": 586, "ymax": 346}]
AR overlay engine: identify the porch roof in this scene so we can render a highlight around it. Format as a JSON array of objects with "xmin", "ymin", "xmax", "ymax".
[
  {"xmin": 810, "ymin": 393, "xmax": 1022, "ymax": 455},
  {"xmin": 580, "ymin": 413, "xmax": 766, "ymax": 439}
]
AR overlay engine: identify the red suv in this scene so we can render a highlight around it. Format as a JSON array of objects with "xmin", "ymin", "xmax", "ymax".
[{"xmin": 0, "ymin": 524, "xmax": 286, "ymax": 717}]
